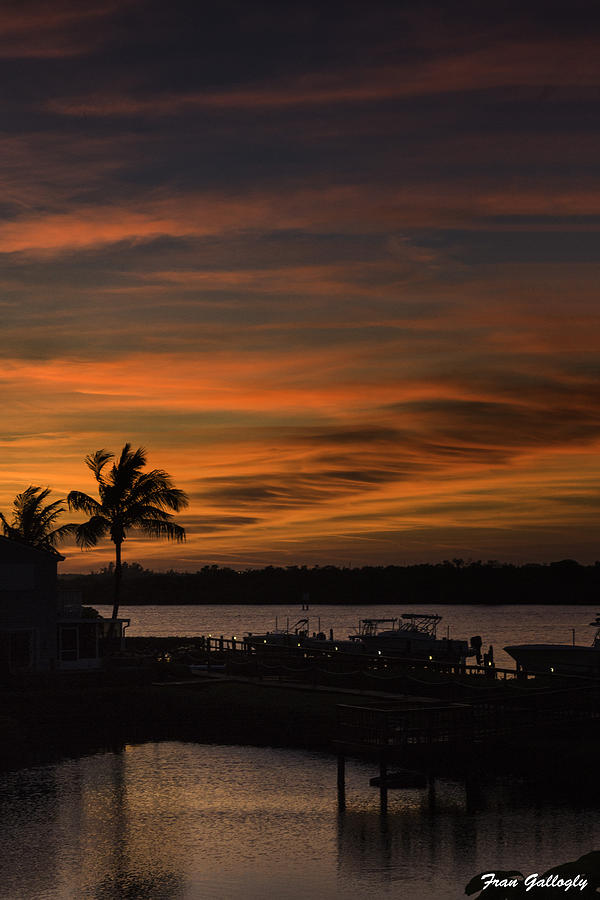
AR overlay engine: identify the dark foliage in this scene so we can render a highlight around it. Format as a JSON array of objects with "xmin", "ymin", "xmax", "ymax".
[{"xmin": 58, "ymin": 559, "xmax": 600, "ymax": 606}]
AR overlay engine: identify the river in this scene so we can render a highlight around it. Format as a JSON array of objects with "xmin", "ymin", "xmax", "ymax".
[
  {"xmin": 5, "ymin": 604, "xmax": 599, "ymax": 898},
  {"xmin": 95, "ymin": 602, "xmax": 599, "ymax": 670},
  {"xmin": 2, "ymin": 742, "xmax": 599, "ymax": 900}
]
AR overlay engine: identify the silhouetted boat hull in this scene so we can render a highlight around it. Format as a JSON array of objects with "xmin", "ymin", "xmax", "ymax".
[
  {"xmin": 349, "ymin": 614, "xmax": 481, "ymax": 664},
  {"xmin": 504, "ymin": 643, "xmax": 600, "ymax": 675},
  {"xmin": 246, "ymin": 614, "xmax": 481, "ymax": 664}
]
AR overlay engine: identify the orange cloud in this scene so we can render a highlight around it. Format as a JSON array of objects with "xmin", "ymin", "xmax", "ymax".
[
  {"xmin": 1, "ymin": 4, "xmax": 599, "ymax": 571},
  {"xmin": 4, "ymin": 355, "xmax": 600, "ymax": 570},
  {"xmin": 2, "ymin": 181, "xmax": 600, "ymax": 258}
]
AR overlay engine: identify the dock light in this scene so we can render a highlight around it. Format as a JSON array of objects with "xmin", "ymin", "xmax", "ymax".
[
  {"xmin": 263, "ymin": 639, "xmax": 267, "ymax": 643},
  {"xmin": 429, "ymin": 655, "xmax": 433, "ymax": 660},
  {"xmin": 550, "ymin": 666, "xmax": 554, "ymax": 673},
  {"xmin": 335, "ymin": 646, "xmax": 338, "ymax": 651},
  {"xmin": 378, "ymin": 650, "xmax": 382, "ymax": 656},
  {"xmin": 297, "ymin": 642, "xmax": 301, "ymax": 647}
]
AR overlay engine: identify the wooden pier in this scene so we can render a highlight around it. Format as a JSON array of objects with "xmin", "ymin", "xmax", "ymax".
[
  {"xmin": 337, "ymin": 681, "xmax": 600, "ymax": 749},
  {"xmin": 334, "ymin": 683, "xmax": 600, "ymax": 811},
  {"xmin": 146, "ymin": 633, "xmax": 600, "ymax": 700},
  {"xmin": 192, "ymin": 633, "xmax": 518, "ymax": 680}
]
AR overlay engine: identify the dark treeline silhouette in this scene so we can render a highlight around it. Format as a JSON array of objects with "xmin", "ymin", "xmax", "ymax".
[{"xmin": 59, "ymin": 558, "xmax": 600, "ymax": 606}]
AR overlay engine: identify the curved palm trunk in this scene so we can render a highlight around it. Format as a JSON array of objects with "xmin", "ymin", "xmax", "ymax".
[
  {"xmin": 107, "ymin": 539, "xmax": 122, "ymax": 642},
  {"xmin": 112, "ymin": 539, "xmax": 122, "ymax": 621}
]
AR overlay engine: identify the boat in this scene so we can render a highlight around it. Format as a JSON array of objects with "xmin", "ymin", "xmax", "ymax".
[
  {"xmin": 348, "ymin": 614, "xmax": 482, "ymax": 664},
  {"xmin": 245, "ymin": 618, "xmax": 358, "ymax": 654},
  {"xmin": 504, "ymin": 615, "xmax": 600, "ymax": 675},
  {"xmin": 245, "ymin": 613, "xmax": 482, "ymax": 664},
  {"xmin": 244, "ymin": 618, "xmax": 311, "ymax": 651}
]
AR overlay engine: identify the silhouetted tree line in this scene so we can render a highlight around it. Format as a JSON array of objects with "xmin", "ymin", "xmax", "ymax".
[{"xmin": 59, "ymin": 558, "xmax": 600, "ymax": 606}]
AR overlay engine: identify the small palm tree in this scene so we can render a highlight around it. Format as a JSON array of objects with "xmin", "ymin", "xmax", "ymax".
[
  {"xmin": 0, "ymin": 486, "xmax": 76, "ymax": 553},
  {"xmin": 67, "ymin": 444, "xmax": 189, "ymax": 623}
]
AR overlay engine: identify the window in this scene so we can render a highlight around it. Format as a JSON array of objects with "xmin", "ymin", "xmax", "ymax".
[
  {"xmin": 78, "ymin": 623, "xmax": 98, "ymax": 660},
  {"xmin": 59, "ymin": 626, "xmax": 78, "ymax": 662}
]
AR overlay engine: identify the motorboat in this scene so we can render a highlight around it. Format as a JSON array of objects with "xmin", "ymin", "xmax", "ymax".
[
  {"xmin": 504, "ymin": 615, "xmax": 600, "ymax": 675},
  {"xmin": 245, "ymin": 618, "xmax": 357, "ymax": 654},
  {"xmin": 245, "ymin": 618, "xmax": 311, "ymax": 651},
  {"xmin": 245, "ymin": 613, "xmax": 482, "ymax": 663},
  {"xmin": 349, "ymin": 614, "xmax": 482, "ymax": 664}
]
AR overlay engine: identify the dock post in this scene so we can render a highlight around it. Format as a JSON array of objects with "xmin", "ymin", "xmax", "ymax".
[
  {"xmin": 379, "ymin": 751, "xmax": 388, "ymax": 816},
  {"xmin": 337, "ymin": 753, "xmax": 346, "ymax": 810},
  {"xmin": 427, "ymin": 771, "xmax": 436, "ymax": 812}
]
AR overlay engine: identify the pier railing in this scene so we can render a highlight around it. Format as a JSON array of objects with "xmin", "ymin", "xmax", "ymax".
[
  {"xmin": 186, "ymin": 635, "xmax": 600, "ymax": 690},
  {"xmin": 336, "ymin": 683, "xmax": 600, "ymax": 751},
  {"xmin": 337, "ymin": 701, "xmax": 474, "ymax": 750},
  {"xmin": 196, "ymin": 634, "xmax": 519, "ymax": 678}
]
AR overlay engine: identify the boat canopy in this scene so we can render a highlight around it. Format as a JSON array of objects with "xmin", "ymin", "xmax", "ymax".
[{"xmin": 356, "ymin": 614, "xmax": 443, "ymax": 638}]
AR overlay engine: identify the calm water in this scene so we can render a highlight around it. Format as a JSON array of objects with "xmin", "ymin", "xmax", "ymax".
[
  {"xmin": 13, "ymin": 604, "xmax": 589, "ymax": 899},
  {"xmin": 2, "ymin": 742, "xmax": 599, "ymax": 900},
  {"xmin": 96, "ymin": 603, "xmax": 600, "ymax": 670}
]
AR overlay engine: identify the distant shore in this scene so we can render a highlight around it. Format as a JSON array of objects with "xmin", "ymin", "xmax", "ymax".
[{"xmin": 59, "ymin": 559, "xmax": 600, "ymax": 606}]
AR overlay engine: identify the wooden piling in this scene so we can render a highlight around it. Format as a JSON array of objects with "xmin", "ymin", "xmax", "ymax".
[
  {"xmin": 337, "ymin": 753, "xmax": 346, "ymax": 809},
  {"xmin": 379, "ymin": 751, "xmax": 388, "ymax": 815}
]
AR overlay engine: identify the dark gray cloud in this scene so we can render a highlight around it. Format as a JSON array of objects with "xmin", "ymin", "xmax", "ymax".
[
  {"xmin": 3, "ymin": 0, "xmax": 600, "ymax": 568},
  {"xmin": 198, "ymin": 468, "xmax": 399, "ymax": 510},
  {"xmin": 182, "ymin": 514, "xmax": 260, "ymax": 534}
]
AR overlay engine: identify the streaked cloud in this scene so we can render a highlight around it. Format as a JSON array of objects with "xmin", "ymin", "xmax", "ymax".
[
  {"xmin": 46, "ymin": 34, "xmax": 600, "ymax": 115},
  {"xmin": 1, "ymin": 0, "xmax": 599, "ymax": 568}
]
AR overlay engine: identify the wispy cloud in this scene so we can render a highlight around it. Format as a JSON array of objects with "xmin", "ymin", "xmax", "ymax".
[
  {"xmin": 46, "ymin": 35, "xmax": 600, "ymax": 115},
  {"xmin": 1, "ymin": 1, "xmax": 599, "ymax": 567},
  {"xmin": 0, "ymin": 0, "xmax": 136, "ymax": 58}
]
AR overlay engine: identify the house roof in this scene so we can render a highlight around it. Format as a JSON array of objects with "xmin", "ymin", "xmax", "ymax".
[{"xmin": 0, "ymin": 534, "xmax": 65, "ymax": 561}]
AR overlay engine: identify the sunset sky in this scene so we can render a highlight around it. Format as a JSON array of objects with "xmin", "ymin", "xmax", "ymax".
[{"xmin": 1, "ymin": 0, "xmax": 600, "ymax": 571}]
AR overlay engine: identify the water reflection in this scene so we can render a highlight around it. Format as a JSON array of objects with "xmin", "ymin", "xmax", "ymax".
[
  {"xmin": 1, "ymin": 743, "xmax": 599, "ymax": 899},
  {"xmin": 94, "ymin": 871, "xmax": 183, "ymax": 900},
  {"xmin": 1, "ymin": 765, "xmax": 60, "ymax": 898},
  {"xmin": 336, "ymin": 776, "xmax": 600, "ymax": 899}
]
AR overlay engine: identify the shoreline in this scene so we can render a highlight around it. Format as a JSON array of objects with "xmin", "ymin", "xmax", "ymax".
[{"xmin": 3, "ymin": 667, "xmax": 600, "ymax": 795}]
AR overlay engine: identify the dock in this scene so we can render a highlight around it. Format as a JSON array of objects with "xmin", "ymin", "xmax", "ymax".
[{"xmin": 333, "ymin": 682, "xmax": 600, "ymax": 811}]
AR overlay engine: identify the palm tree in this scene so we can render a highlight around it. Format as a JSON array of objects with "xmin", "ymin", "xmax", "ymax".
[
  {"xmin": 0, "ymin": 486, "xmax": 76, "ymax": 552},
  {"xmin": 67, "ymin": 443, "xmax": 189, "ymax": 623}
]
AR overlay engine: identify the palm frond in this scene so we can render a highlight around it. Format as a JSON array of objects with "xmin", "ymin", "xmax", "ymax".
[
  {"xmin": 128, "ymin": 470, "xmax": 189, "ymax": 511},
  {"xmin": 85, "ymin": 450, "xmax": 113, "ymax": 484},
  {"xmin": 1, "ymin": 520, "xmax": 20, "ymax": 541},
  {"xmin": 47, "ymin": 523, "xmax": 80, "ymax": 546},
  {"xmin": 67, "ymin": 491, "xmax": 103, "ymax": 516},
  {"xmin": 75, "ymin": 516, "xmax": 110, "ymax": 549},
  {"xmin": 111, "ymin": 444, "xmax": 147, "ymax": 494},
  {"xmin": 122, "ymin": 503, "xmax": 172, "ymax": 526},
  {"xmin": 1, "ymin": 486, "xmax": 77, "ymax": 550},
  {"xmin": 136, "ymin": 518, "xmax": 187, "ymax": 542}
]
